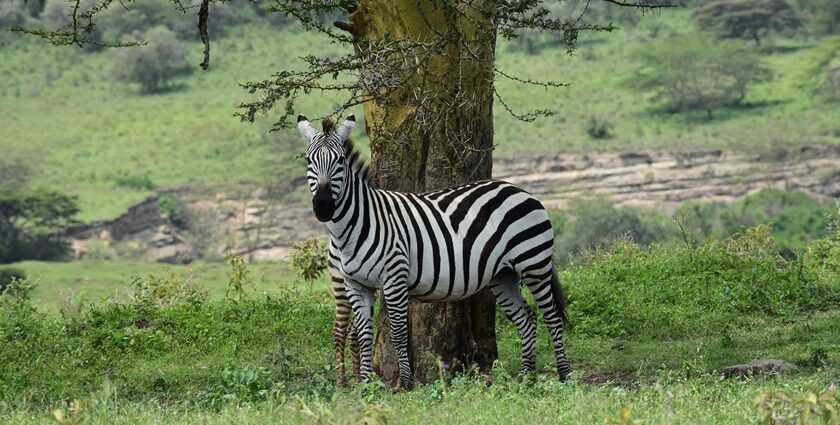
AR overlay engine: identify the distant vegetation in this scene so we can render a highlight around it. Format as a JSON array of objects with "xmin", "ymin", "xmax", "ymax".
[
  {"xmin": 629, "ymin": 33, "xmax": 772, "ymax": 119},
  {"xmin": 551, "ymin": 189, "xmax": 835, "ymax": 263},
  {"xmin": 112, "ymin": 26, "xmax": 192, "ymax": 94},
  {"xmin": 693, "ymin": 0, "xmax": 805, "ymax": 46},
  {"xmin": 0, "ymin": 189, "xmax": 77, "ymax": 264},
  {"xmin": 1, "ymin": 0, "xmax": 839, "ymax": 221}
]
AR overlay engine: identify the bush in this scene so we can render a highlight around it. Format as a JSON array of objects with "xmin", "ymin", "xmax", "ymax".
[
  {"xmin": 585, "ymin": 113, "xmax": 615, "ymax": 139},
  {"xmin": 554, "ymin": 199, "xmax": 664, "ymax": 264},
  {"xmin": 0, "ymin": 189, "xmax": 78, "ymax": 263},
  {"xmin": 676, "ymin": 189, "xmax": 833, "ymax": 257},
  {"xmin": 289, "ymin": 238, "xmax": 328, "ymax": 288},
  {"xmin": 0, "ymin": 268, "xmax": 26, "ymax": 294},
  {"xmin": 112, "ymin": 26, "xmax": 192, "ymax": 94},
  {"xmin": 157, "ymin": 194, "xmax": 188, "ymax": 230}
]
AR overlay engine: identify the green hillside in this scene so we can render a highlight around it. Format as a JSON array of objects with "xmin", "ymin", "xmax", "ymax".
[{"xmin": 1, "ymin": 6, "xmax": 838, "ymax": 221}]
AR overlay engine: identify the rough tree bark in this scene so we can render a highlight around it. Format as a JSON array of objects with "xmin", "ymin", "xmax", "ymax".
[{"xmin": 348, "ymin": 0, "xmax": 498, "ymax": 385}]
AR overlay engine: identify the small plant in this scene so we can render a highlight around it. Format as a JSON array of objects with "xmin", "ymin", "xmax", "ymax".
[
  {"xmin": 225, "ymin": 253, "xmax": 253, "ymax": 302},
  {"xmin": 289, "ymin": 238, "xmax": 328, "ymax": 290},
  {"xmin": 0, "ymin": 275, "xmax": 37, "ymax": 303},
  {"xmin": 200, "ymin": 365, "xmax": 283, "ymax": 407},
  {"xmin": 157, "ymin": 194, "xmax": 189, "ymax": 230},
  {"xmin": 754, "ymin": 389, "xmax": 840, "ymax": 425},
  {"xmin": 130, "ymin": 268, "xmax": 206, "ymax": 308},
  {"xmin": 585, "ymin": 113, "xmax": 615, "ymax": 139},
  {"xmin": 0, "ymin": 267, "xmax": 26, "ymax": 294}
]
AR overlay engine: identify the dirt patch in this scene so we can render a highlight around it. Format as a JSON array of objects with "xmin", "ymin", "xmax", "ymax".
[{"xmin": 579, "ymin": 371, "xmax": 637, "ymax": 388}]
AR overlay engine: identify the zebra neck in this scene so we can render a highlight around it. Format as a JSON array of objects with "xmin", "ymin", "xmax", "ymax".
[{"xmin": 325, "ymin": 170, "xmax": 376, "ymax": 255}]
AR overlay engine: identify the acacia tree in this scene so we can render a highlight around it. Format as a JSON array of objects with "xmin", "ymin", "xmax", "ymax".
[
  {"xmin": 11, "ymin": 0, "xmax": 670, "ymax": 386},
  {"xmin": 693, "ymin": 0, "xmax": 804, "ymax": 46}
]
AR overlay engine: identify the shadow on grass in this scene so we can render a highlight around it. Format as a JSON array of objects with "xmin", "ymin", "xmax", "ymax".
[{"xmin": 643, "ymin": 99, "xmax": 790, "ymax": 126}]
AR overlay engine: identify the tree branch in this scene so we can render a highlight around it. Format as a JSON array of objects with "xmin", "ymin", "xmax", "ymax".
[{"xmin": 198, "ymin": 0, "xmax": 210, "ymax": 70}]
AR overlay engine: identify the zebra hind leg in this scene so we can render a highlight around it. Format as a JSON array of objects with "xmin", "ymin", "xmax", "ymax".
[
  {"xmin": 490, "ymin": 271, "xmax": 538, "ymax": 374},
  {"xmin": 349, "ymin": 321, "xmax": 361, "ymax": 382},
  {"xmin": 520, "ymin": 265, "xmax": 572, "ymax": 381}
]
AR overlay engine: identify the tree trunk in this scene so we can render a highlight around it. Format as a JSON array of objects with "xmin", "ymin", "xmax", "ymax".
[{"xmin": 349, "ymin": 0, "xmax": 498, "ymax": 386}]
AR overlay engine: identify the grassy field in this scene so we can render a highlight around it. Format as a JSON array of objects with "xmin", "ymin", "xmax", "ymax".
[
  {"xmin": 2, "ymin": 8, "xmax": 839, "ymax": 222},
  {"xmin": 2, "ymin": 229, "xmax": 839, "ymax": 424},
  {"xmin": 11, "ymin": 259, "xmax": 319, "ymax": 314}
]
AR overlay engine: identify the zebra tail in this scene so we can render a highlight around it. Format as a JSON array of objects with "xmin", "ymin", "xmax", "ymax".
[{"xmin": 550, "ymin": 267, "xmax": 571, "ymax": 327}]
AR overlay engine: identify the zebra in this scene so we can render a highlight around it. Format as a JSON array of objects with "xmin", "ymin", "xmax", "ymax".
[{"xmin": 298, "ymin": 113, "xmax": 572, "ymax": 390}]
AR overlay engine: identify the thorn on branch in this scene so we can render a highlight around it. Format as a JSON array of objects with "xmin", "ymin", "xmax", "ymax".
[
  {"xmin": 198, "ymin": 0, "xmax": 210, "ymax": 70},
  {"xmin": 334, "ymin": 21, "xmax": 354, "ymax": 34}
]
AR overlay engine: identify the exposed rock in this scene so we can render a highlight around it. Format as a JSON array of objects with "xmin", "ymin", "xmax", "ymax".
[
  {"xmin": 59, "ymin": 197, "xmax": 196, "ymax": 264},
  {"xmin": 58, "ymin": 144, "xmax": 840, "ymax": 263},
  {"xmin": 495, "ymin": 144, "xmax": 840, "ymax": 212},
  {"xmin": 722, "ymin": 359, "xmax": 798, "ymax": 379}
]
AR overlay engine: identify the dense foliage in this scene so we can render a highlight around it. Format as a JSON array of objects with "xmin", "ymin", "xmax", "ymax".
[
  {"xmin": 112, "ymin": 26, "xmax": 192, "ymax": 94},
  {"xmin": 0, "ymin": 189, "xmax": 78, "ymax": 263}
]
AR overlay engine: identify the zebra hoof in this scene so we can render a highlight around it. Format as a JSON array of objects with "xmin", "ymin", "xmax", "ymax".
[{"xmin": 394, "ymin": 376, "xmax": 413, "ymax": 392}]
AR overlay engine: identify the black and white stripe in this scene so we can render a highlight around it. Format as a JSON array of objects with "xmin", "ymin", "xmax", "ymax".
[{"xmin": 298, "ymin": 114, "xmax": 572, "ymax": 389}]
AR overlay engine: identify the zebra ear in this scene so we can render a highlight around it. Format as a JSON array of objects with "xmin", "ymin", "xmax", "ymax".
[
  {"xmin": 335, "ymin": 115, "xmax": 356, "ymax": 141},
  {"xmin": 297, "ymin": 114, "xmax": 317, "ymax": 141}
]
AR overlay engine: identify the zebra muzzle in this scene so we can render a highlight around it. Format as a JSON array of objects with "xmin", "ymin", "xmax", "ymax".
[{"xmin": 313, "ymin": 187, "xmax": 336, "ymax": 222}]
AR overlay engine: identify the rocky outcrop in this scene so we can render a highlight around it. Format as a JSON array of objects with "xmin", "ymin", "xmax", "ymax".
[
  {"xmin": 494, "ymin": 144, "xmax": 840, "ymax": 212},
  {"xmin": 60, "ymin": 197, "xmax": 196, "ymax": 264},
  {"xmin": 722, "ymin": 359, "xmax": 798, "ymax": 378},
  {"xmin": 59, "ymin": 145, "xmax": 840, "ymax": 262},
  {"xmin": 186, "ymin": 198, "xmax": 323, "ymax": 262}
]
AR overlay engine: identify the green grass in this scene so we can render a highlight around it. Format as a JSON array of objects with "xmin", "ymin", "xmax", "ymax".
[
  {"xmin": 11, "ymin": 259, "xmax": 326, "ymax": 314},
  {"xmin": 2, "ymin": 10, "xmax": 839, "ymax": 222},
  {"xmin": 2, "ymin": 230, "xmax": 839, "ymax": 423}
]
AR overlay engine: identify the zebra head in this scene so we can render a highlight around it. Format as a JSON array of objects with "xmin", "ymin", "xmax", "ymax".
[{"xmin": 297, "ymin": 114, "xmax": 356, "ymax": 222}]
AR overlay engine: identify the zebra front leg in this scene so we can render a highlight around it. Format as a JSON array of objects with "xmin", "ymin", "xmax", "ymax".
[
  {"xmin": 330, "ymin": 260, "xmax": 352, "ymax": 387},
  {"xmin": 346, "ymin": 281, "xmax": 376, "ymax": 382},
  {"xmin": 383, "ymin": 277, "xmax": 411, "ymax": 390}
]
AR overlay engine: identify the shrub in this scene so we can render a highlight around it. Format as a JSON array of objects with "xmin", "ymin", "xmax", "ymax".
[
  {"xmin": 0, "ymin": 189, "xmax": 78, "ymax": 263},
  {"xmin": 0, "ymin": 268, "xmax": 26, "ymax": 294},
  {"xmin": 585, "ymin": 113, "xmax": 615, "ymax": 140},
  {"xmin": 555, "ymin": 199, "xmax": 664, "ymax": 264},
  {"xmin": 112, "ymin": 26, "xmax": 192, "ymax": 94},
  {"xmin": 113, "ymin": 172, "xmax": 156, "ymax": 190},
  {"xmin": 129, "ymin": 269, "xmax": 207, "ymax": 308},
  {"xmin": 289, "ymin": 238, "xmax": 328, "ymax": 288},
  {"xmin": 157, "ymin": 194, "xmax": 188, "ymax": 230},
  {"xmin": 676, "ymin": 189, "xmax": 833, "ymax": 257}
]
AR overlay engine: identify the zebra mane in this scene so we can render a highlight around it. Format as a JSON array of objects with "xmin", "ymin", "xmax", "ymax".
[
  {"xmin": 321, "ymin": 118, "xmax": 370, "ymax": 183},
  {"xmin": 343, "ymin": 137, "xmax": 371, "ymax": 183}
]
